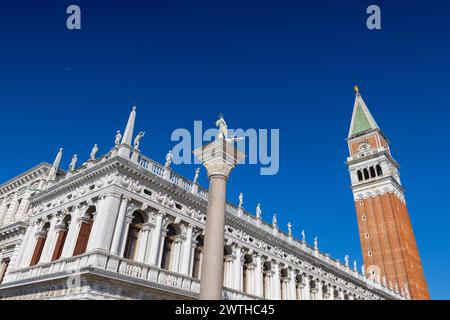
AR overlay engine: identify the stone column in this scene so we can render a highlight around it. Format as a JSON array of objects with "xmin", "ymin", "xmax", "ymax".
[
  {"xmin": 194, "ymin": 139, "xmax": 245, "ymax": 300},
  {"xmin": 39, "ymin": 216, "xmax": 58, "ymax": 263},
  {"xmin": 18, "ymin": 223, "xmax": 39, "ymax": 267},
  {"xmin": 87, "ymin": 193, "xmax": 121, "ymax": 252},
  {"xmin": 223, "ymin": 255, "xmax": 233, "ymax": 288},
  {"xmin": 303, "ymin": 275, "xmax": 311, "ymax": 300},
  {"xmin": 180, "ymin": 225, "xmax": 194, "ymax": 275},
  {"xmin": 15, "ymin": 190, "xmax": 32, "ymax": 220},
  {"xmin": 3, "ymin": 194, "xmax": 18, "ymax": 225},
  {"xmin": 119, "ymin": 215, "xmax": 133, "ymax": 256},
  {"xmin": 296, "ymin": 283, "xmax": 303, "ymax": 300},
  {"xmin": 288, "ymin": 269, "xmax": 297, "ymax": 300},
  {"xmin": 254, "ymin": 255, "xmax": 264, "ymax": 298},
  {"xmin": 281, "ymin": 278, "xmax": 289, "ymax": 300},
  {"xmin": 327, "ymin": 284, "xmax": 335, "ymax": 300},
  {"xmin": 110, "ymin": 197, "xmax": 130, "ymax": 256},
  {"xmin": 317, "ymin": 280, "xmax": 324, "ymax": 300},
  {"xmin": 148, "ymin": 212, "xmax": 164, "ymax": 266},
  {"xmin": 272, "ymin": 263, "xmax": 281, "ymax": 300},
  {"xmin": 60, "ymin": 206, "xmax": 83, "ymax": 258},
  {"xmin": 135, "ymin": 224, "xmax": 151, "ymax": 263},
  {"xmin": 233, "ymin": 245, "xmax": 243, "ymax": 291},
  {"xmin": 0, "ymin": 199, "xmax": 7, "ymax": 226}
]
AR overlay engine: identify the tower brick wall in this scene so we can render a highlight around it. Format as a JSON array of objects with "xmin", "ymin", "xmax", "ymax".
[{"xmin": 347, "ymin": 89, "xmax": 429, "ymax": 299}]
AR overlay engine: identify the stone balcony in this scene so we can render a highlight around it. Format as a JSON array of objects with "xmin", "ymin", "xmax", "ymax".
[{"xmin": 0, "ymin": 251, "xmax": 260, "ymax": 300}]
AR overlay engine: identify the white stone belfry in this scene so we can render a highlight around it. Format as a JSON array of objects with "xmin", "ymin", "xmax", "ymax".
[
  {"xmin": 193, "ymin": 117, "xmax": 245, "ymax": 300},
  {"xmin": 118, "ymin": 106, "xmax": 136, "ymax": 159}
]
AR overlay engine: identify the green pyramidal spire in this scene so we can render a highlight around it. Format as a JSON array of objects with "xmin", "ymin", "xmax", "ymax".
[{"xmin": 348, "ymin": 87, "xmax": 379, "ymax": 138}]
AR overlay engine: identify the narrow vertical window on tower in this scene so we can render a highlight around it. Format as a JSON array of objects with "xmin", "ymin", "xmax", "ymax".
[
  {"xmin": 357, "ymin": 170, "xmax": 363, "ymax": 181},
  {"xmin": 370, "ymin": 167, "xmax": 376, "ymax": 178},
  {"xmin": 376, "ymin": 165, "xmax": 383, "ymax": 176},
  {"xmin": 363, "ymin": 168, "xmax": 369, "ymax": 180}
]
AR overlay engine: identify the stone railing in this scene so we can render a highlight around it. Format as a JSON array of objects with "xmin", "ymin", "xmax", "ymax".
[
  {"xmin": 2, "ymin": 251, "xmax": 259, "ymax": 300},
  {"xmin": 134, "ymin": 152, "xmax": 405, "ymax": 300}
]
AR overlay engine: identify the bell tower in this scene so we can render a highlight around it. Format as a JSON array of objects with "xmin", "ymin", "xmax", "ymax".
[{"xmin": 346, "ymin": 86, "xmax": 429, "ymax": 300}]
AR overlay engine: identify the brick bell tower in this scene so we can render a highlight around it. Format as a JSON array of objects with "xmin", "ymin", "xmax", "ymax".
[{"xmin": 346, "ymin": 86, "xmax": 429, "ymax": 300}]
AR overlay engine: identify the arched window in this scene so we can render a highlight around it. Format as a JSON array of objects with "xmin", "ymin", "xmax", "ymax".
[
  {"xmin": 161, "ymin": 224, "xmax": 181, "ymax": 271},
  {"xmin": 123, "ymin": 211, "xmax": 145, "ymax": 261},
  {"xmin": 370, "ymin": 166, "xmax": 376, "ymax": 178},
  {"xmin": 280, "ymin": 268, "xmax": 289, "ymax": 300},
  {"xmin": 51, "ymin": 215, "xmax": 71, "ymax": 261},
  {"xmin": 30, "ymin": 222, "xmax": 50, "ymax": 266},
  {"xmin": 376, "ymin": 165, "xmax": 383, "ymax": 176},
  {"xmin": 192, "ymin": 235, "xmax": 204, "ymax": 279},
  {"xmin": 263, "ymin": 261, "xmax": 272, "ymax": 299},
  {"xmin": 357, "ymin": 170, "xmax": 363, "ymax": 181},
  {"xmin": 73, "ymin": 206, "xmax": 95, "ymax": 256},
  {"xmin": 363, "ymin": 168, "xmax": 369, "ymax": 180},
  {"xmin": 223, "ymin": 245, "xmax": 234, "ymax": 287},
  {"xmin": 295, "ymin": 274, "xmax": 303, "ymax": 300},
  {"xmin": 309, "ymin": 280, "xmax": 317, "ymax": 300}
]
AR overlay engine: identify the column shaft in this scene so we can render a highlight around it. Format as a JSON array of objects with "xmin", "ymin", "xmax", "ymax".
[
  {"xmin": 110, "ymin": 198, "xmax": 129, "ymax": 255},
  {"xmin": 199, "ymin": 175, "xmax": 227, "ymax": 300}
]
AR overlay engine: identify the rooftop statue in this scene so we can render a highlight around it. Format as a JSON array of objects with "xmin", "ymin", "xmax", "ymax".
[
  {"xmin": 90, "ymin": 144, "xmax": 99, "ymax": 161},
  {"xmin": 256, "ymin": 203, "xmax": 262, "ymax": 219},
  {"xmin": 69, "ymin": 154, "xmax": 78, "ymax": 172},
  {"xmin": 165, "ymin": 150, "xmax": 173, "ymax": 168},
  {"xmin": 115, "ymin": 130, "xmax": 122, "ymax": 146},
  {"xmin": 238, "ymin": 192, "xmax": 243, "ymax": 207},
  {"xmin": 133, "ymin": 131, "xmax": 145, "ymax": 150}
]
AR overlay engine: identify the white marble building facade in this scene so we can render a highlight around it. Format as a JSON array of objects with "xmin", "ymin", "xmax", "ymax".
[{"xmin": 0, "ymin": 108, "xmax": 407, "ymax": 300}]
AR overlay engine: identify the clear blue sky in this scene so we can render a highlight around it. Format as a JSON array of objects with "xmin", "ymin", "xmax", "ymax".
[{"xmin": 0, "ymin": 1, "xmax": 449, "ymax": 299}]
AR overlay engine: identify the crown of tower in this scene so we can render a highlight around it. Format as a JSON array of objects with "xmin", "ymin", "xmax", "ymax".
[{"xmin": 348, "ymin": 88, "xmax": 380, "ymax": 139}]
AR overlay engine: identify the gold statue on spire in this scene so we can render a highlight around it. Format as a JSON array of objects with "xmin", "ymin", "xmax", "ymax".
[{"xmin": 354, "ymin": 85, "xmax": 359, "ymax": 94}]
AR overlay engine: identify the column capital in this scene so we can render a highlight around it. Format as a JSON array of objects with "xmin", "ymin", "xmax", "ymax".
[{"xmin": 193, "ymin": 139, "xmax": 245, "ymax": 179}]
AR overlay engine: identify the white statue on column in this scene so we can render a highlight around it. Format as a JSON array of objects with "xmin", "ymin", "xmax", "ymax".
[
  {"xmin": 287, "ymin": 222, "xmax": 292, "ymax": 236},
  {"xmin": 313, "ymin": 236, "xmax": 318, "ymax": 250},
  {"xmin": 193, "ymin": 168, "xmax": 200, "ymax": 183},
  {"xmin": 165, "ymin": 150, "xmax": 173, "ymax": 168},
  {"xmin": 353, "ymin": 260, "xmax": 357, "ymax": 272},
  {"xmin": 344, "ymin": 255, "xmax": 349, "ymax": 268},
  {"xmin": 361, "ymin": 264, "xmax": 366, "ymax": 277},
  {"xmin": 301, "ymin": 230, "xmax": 306, "ymax": 242},
  {"xmin": 256, "ymin": 203, "xmax": 262, "ymax": 219},
  {"xmin": 90, "ymin": 144, "xmax": 99, "ymax": 161},
  {"xmin": 238, "ymin": 193, "xmax": 243, "ymax": 208},
  {"xmin": 133, "ymin": 131, "xmax": 145, "ymax": 150},
  {"xmin": 215, "ymin": 113, "xmax": 228, "ymax": 140},
  {"xmin": 69, "ymin": 154, "xmax": 78, "ymax": 172},
  {"xmin": 115, "ymin": 130, "xmax": 122, "ymax": 147},
  {"xmin": 272, "ymin": 213, "xmax": 277, "ymax": 228}
]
